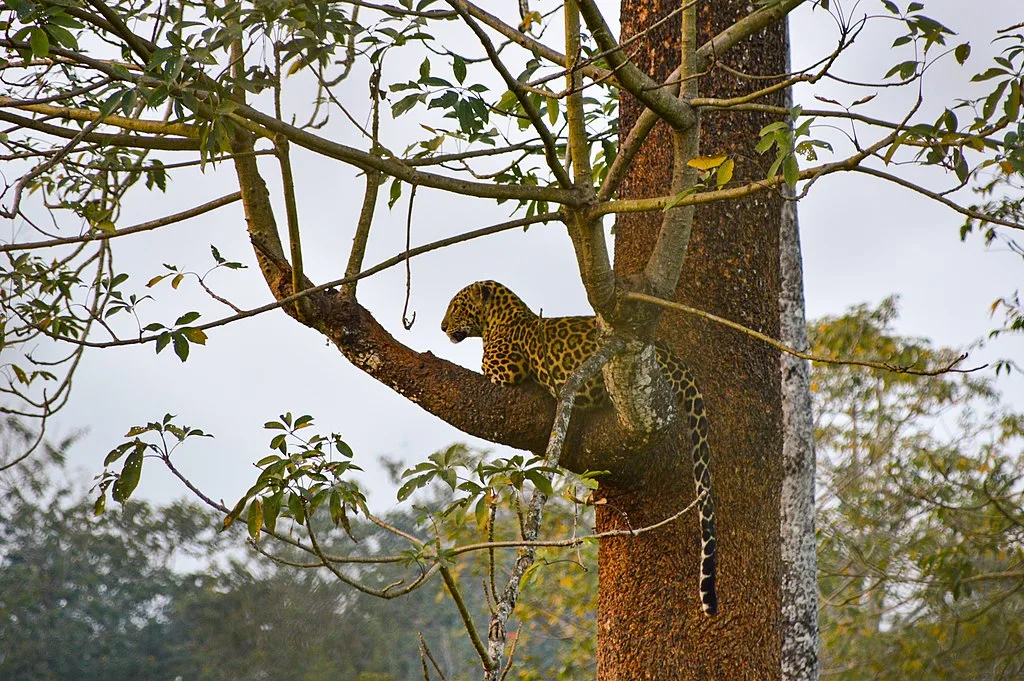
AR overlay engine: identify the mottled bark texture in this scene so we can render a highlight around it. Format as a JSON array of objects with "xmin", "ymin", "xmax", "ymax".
[
  {"xmin": 779, "ymin": 21, "xmax": 822, "ymax": 681},
  {"xmin": 779, "ymin": 188, "xmax": 819, "ymax": 681},
  {"xmin": 598, "ymin": 1, "xmax": 787, "ymax": 679}
]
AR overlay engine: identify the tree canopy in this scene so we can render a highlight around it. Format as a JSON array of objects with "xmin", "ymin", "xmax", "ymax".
[{"xmin": 2, "ymin": 0, "xmax": 1023, "ymax": 679}]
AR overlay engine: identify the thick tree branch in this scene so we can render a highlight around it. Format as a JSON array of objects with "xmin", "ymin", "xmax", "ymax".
[
  {"xmin": 600, "ymin": 0, "xmax": 807, "ymax": 201},
  {"xmin": 233, "ymin": 103, "xmax": 576, "ymax": 204},
  {"xmin": 642, "ymin": 0, "xmax": 700, "ymax": 299},
  {"xmin": 0, "ymin": 97, "xmax": 197, "ymax": 137},
  {"xmin": 576, "ymin": 0, "xmax": 696, "ymax": 131},
  {"xmin": 0, "ymin": 110, "xmax": 200, "ymax": 151}
]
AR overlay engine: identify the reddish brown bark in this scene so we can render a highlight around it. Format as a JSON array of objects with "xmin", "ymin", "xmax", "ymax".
[{"xmin": 596, "ymin": 1, "xmax": 788, "ymax": 679}]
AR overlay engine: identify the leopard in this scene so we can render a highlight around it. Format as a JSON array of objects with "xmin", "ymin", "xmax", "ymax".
[{"xmin": 441, "ymin": 280, "xmax": 718, "ymax": 617}]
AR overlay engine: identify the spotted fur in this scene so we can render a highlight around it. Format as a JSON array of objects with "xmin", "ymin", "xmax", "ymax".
[{"xmin": 442, "ymin": 280, "xmax": 718, "ymax": 616}]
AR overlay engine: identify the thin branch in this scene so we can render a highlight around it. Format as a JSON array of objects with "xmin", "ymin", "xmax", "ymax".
[
  {"xmin": 854, "ymin": 166, "xmax": 1024, "ymax": 232},
  {"xmin": 273, "ymin": 136, "xmax": 307, "ymax": 317},
  {"xmin": 1, "ymin": 192, "xmax": 242, "ymax": 253},
  {"xmin": 55, "ymin": 212, "xmax": 558, "ymax": 349},
  {"xmin": 341, "ymin": 171, "xmax": 380, "ymax": 298},
  {"xmin": 402, "ymin": 184, "xmax": 418, "ymax": 329},
  {"xmin": 448, "ymin": 0, "xmax": 573, "ymax": 189},
  {"xmin": 484, "ymin": 337, "xmax": 623, "ymax": 680},
  {"xmin": 448, "ymin": 0, "xmax": 611, "ymax": 83},
  {"xmin": 545, "ymin": 338, "xmax": 625, "ymax": 465},
  {"xmin": 440, "ymin": 565, "xmax": 495, "ymax": 670},
  {"xmin": 233, "ymin": 102, "xmax": 576, "ymax": 204},
  {"xmin": 497, "ymin": 626, "xmax": 522, "ymax": 681},
  {"xmin": 419, "ymin": 634, "xmax": 450, "ymax": 681},
  {"xmin": 624, "ymin": 292, "xmax": 985, "ymax": 376}
]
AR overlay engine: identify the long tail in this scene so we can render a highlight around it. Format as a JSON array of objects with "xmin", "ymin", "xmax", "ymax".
[{"xmin": 687, "ymin": 382, "xmax": 718, "ymax": 617}]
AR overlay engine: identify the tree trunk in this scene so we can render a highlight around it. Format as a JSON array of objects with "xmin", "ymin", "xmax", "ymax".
[
  {"xmin": 778, "ymin": 20, "xmax": 822, "ymax": 681},
  {"xmin": 595, "ymin": 1, "xmax": 788, "ymax": 678}
]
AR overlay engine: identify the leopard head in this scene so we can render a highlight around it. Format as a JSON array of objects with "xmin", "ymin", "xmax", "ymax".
[{"xmin": 441, "ymin": 281, "xmax": 491, "ymax": 343}]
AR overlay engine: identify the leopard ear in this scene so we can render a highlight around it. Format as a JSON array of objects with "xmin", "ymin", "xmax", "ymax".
[{"xmin": 478, "ymin": 283, "xmax": 492, "ymax": 302}]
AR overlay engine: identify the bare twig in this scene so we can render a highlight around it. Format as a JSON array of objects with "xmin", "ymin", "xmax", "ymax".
[
  {"xmin": 50, "ymin": 212, "xmax": 561, "ymax": 349},
  {"xmin": 624, "ymin": 292, "xmax": 985, "ymax": 376},
  {"xmin": 1, "ymin": 192, "xmax": 242, "ymax": 253},
  {"xmin": 440, "ymin": 565, "xmax": 495, "ymax": 671},
  {"xmin": 419, "ymin": 634, "xmax": 450, "ymax": 681},
  {"xmin": 402, "ymin": 184, "xmax": 418, "ymax": 330}
]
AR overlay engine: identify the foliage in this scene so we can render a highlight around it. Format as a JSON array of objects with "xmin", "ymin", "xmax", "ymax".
[
  {"xmin": 811, "ymin": 299, "xmax": 1024, "ymax": 680},
  {"xmin": 0, "ymin": 419, "xmax": 595, "ymax": 680}
]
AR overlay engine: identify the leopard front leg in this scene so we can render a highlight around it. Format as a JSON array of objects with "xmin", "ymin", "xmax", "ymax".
[{"xmin": 481, "ymin": 341, "xmax": 529, "ymax": 386}]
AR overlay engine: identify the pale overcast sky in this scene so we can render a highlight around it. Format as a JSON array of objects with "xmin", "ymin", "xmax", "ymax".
[{"xmin": 27, "ymin": 0, "xmax": 1022, "ymax": 510}]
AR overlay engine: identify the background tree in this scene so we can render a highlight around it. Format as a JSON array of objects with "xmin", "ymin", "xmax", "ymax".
[
  {"xmin": 2, "ymin": 1, "xmax": 1022, "ymax": 679},
  {"xmin": 811, "ymin": 301, "xmax": 1024, "ymax": 680}
]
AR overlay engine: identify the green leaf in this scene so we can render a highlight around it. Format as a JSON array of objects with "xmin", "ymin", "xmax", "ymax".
[
  {"xmin": 474, "ymin": 494, "xmax": 490, "ymax": 530},
  {"xmin": 182, "ymin": 327, "xmax": 207, "ymax": 344},
  {"xmin": 663, "ymin": 186, "xmax": 697, "ymax": 210},
  {"xmin": 453, "ymin": 55, "xmax": 466, "ymax": 84},
  {"xmin": 972, "ymin": 68, "xmax": 1009, "ymax": 83},
  {"xmin": 716, "ymin": 159, "xmax": 735, "ymax": 188},
  {"xmin": 104, "ymin": 443, "xmax": 132, "ymax": 466},
  {"xmin": 329, "ymin": 489, "xmax": 344, "ymax": 524},
  {"xmin": 391, "ymin": 93, "xmax": 421, "ymax": 117},
  {"xmin": 546, "ymin": 96, "xmax": 558, "ymax": 125},
  {"xmin": 172, "ymin": 333, "xmax": 189, "ymax": 361},
  {"xmin": 112, "ymin": 450, "xmax": 144, "ymax": 503},
  {"xmin": 526, "ymin": 470, "xmax": 554, "ymax": 497},
  {"xmin": 270, "ymin": 433, "xmax": 287, "ymax": 453},
  {"xmin": 1005, "ymin": 79, "xmax": 1021, "ymax": 121},
  {"xmin": 93, "ymin": 492, "xmax": 106, "ymax": 516},
  {"xmin": 388, "ymin": 179, "xmax": 402, "ymax": 208},
  {"xmin": 754, "ymin": 134, "xmax": 777, "ymax": 154},
  {"xmin": 288, "ymin": 492, "xmax": 305, "ymax": 525},
  {"xmin": 247, "ymin": 499, "xmax": 263, "ymax": 541},
  {"xmin": 419, "ymin": 57, "xmax": 430, "ymax": 81},
  {"xmin": 783, "ymin": 154, "xmax": 800, "ymax": 188},
  {"xmin": 954, "ymin": 43, "xmax": 970, "ymax": 65},
  {"xmin": 223, "ymin": 497, "xmax": 247, "ymax": 530},
  {"xmin": 28, "ymin": 27, "xmax": 49, "ymax": 57},
  {"xmin": 155, "ymin": 332, "xmax": 171, "ymax": 354},
  {"xmin": 264, "ymin": 490, "xmax": 283, "ymax": 533},
  {"xmin": 941, "ymin": 109, "xmax": 958, "ymax": 133},
  {"xmin": 175, "ymin": 311, "xmax": 201, "ymax": 326}
]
